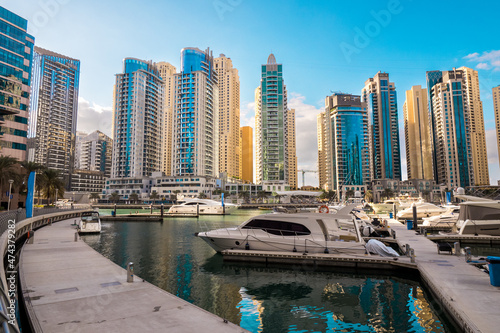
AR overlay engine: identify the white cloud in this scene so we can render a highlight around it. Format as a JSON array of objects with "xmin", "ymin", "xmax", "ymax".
[
  {"xmin": 464, "ymin": 50, "xmax": 500, "ymax": 71},
  {"xmin": 77, "ymin": 97, "xmax": 113, "ymax": 137},
  {"xmin": 288, "ymin": 92, "xmax": 323, "ymax": 187},
  {"xmin": 486, "ymin": 129, "xmax": 500, "ymax": 184},
  {"xmin": 240, "ymin": 101, "xmax": 255, "ymax": 128}
]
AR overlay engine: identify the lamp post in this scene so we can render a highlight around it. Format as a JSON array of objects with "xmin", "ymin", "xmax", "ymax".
[{"xmin": 7, "ymin": 179, "xmax": 14, "ymax": 211}]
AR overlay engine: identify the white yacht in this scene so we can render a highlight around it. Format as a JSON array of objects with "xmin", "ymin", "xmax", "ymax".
[
  {"xmin": 370, "ymin": 197, "xmax": 421, "ymax": 214},
  {"xmin": 396, "ymin": 202, "xmax": 447, "ymax": 220},
  {"xmin": 168, "ymin": 199, "xmax": 238, "ymax": 215},
  {"xmin": 421, "ymin": 205, "xmax": 460, "ymax": 227},
  {"xmin": 196, "ymin": 211, "xmax": 366, "ymax": 255},
  {"xmin": 78, "ymin": 211, "xmax": 101, "ymax": 233},
  {"xmin": 454, "ymin": 200, "xmax": 500, "ymax": 236}
]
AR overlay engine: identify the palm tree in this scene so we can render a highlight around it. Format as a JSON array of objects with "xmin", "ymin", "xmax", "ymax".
[
  {"xmin": 89, "ymin": 192, "xmax": 101, "ymax": 203},
  {"xmin": 238, "ymin": 191, "xmax": 250, "ymax": 204},
  {"xmin": 345, "ymin": 189, "xmax": 355, "ymax": 200},
  {"xmin": 109, "ymin": 191, "xmax": 121, "ymax": 203},
  {"xmin": 38, "ymin": 169, "xmax": 65, "ymax": 205},
  {"xmin": 149, "ymin": 191, "xmax": 159, "ymax": 204},
  {"xmin": 257, "ymin": 190, "xmax": 268, "ymax": 203},
  {"xmin": 381, "ymin": 188, "xmax": 394, "ymax": 201},
  {"xmin": 19, "ymin": 161, "xmax": 46, "ymax": 199},
  {"xmin": 198, "ymin": 192, "xmax": 207, "ymax": 199},
  {"xmin": 0, "ymin": 156, "xmax": 18, "ymax": 205},
  {"xmin": 173, "ymin": 190, "xmax": 181, "ymax": 203},
  {"xmin": 129, "ymin": 193, "xmax": 139, "ymax": 203},
  {"xmin": 364, "ymin": 190, "xmax": 373, "ymax": 203}
]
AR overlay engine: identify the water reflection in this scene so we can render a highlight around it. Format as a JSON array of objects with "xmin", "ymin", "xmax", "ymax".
[{"xmin": 84, "ymin": 210, "xmax": 450, "ymax": 333}]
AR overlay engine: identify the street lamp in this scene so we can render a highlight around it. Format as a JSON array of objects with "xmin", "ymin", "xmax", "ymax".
[{"xmin": 7, "ymin": 179, "xmax": 14, "ymax": 211}]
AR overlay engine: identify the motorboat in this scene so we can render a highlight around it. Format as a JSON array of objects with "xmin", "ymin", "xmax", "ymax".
[
  {"xmin": 396, "ymin": 202, "xmax": 447, "ymax": 220},
  {"xmin": 421, "ymin": 205, "xmax": 460, "ymax": 227},
  {"xmin": 370, "ymin": 197, "xmax": 422, "ymax": 214},
  {"xmin": 78, "ymin": 211, "xmax": 101, "ymax": 233},
  {"xmin": 196, "ymin": 210, "xmax": 366, "ymax": 255},
  {"xmin": 454, "ymin": 200, "xmax": 500, "ymax": 236},
  {"xmin": 168, "ymin": 198, "xmax": 238, "ymax": 215}
]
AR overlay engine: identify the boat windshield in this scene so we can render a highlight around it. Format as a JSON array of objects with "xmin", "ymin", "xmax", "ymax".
[
  {"xmin": 242, "ymin": 219, "xmax": 311, "ymax": 236},
  {"xmin": 459, "ymin": 205, "xmax": 500, "ymax": 221}
]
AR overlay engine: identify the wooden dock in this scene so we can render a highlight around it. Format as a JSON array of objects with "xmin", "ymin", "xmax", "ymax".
[{"xmin": 19, "ymin": 219, "xmax": 248, "ymax": 333}]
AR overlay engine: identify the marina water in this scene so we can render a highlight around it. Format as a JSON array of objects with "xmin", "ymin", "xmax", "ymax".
[{"xmin": 83, "ymin": 209, "xmax": 454, "ymax": 332}]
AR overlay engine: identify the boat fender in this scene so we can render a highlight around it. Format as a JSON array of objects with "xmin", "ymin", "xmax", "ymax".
[{"xmin": 319, "ymin": 205, "xmax": 329, "ymax": 214}]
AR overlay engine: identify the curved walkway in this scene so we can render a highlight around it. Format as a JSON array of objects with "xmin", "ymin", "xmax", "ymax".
[{"xmin": 20, "ymin": 218, "xmax": 248, "ymax": 333}]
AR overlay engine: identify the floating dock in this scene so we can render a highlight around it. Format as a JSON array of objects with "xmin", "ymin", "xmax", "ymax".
[{"xmin": 19, "ymin": 219, "xmax": 248, "ymax": 333}]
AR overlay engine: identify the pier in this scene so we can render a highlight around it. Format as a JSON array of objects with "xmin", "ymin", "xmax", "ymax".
[{"xmin": 19, "ymin": 218, "xmax": 248, "ymax": 333}]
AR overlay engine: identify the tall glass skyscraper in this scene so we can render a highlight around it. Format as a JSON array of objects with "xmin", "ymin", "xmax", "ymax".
[
  {"xmin": 28, "ymin": 47, "xmax": 80, "ymax": 189},
  {"xmin": 255, "ymin": 53, "xmax": 295, "ymax": 187},
  {"xmin": 362, "ymin": 72, "xmax": 401, "ymax": 181},
  {"xmin": 111, "ymin": 58, "xmax": 164, "ymax": 178},
  {"xmin": 172, "ymin": 47, "xmax": 219, "ymax": 177},
  {"xmin": 318, "ymin": 94, "xmax": 370, "ymax": 196},
  {"xmin": 0, "ymin": 6, "xmax": 34, "ymax": 160}
]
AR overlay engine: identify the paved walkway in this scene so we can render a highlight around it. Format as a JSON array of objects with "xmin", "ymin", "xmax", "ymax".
[
  {"xmin": 389, "ymin": 219, "xmax": 500, "ymax": 333},
  {"xmin": 20, "ymin": 219, "xmax": 248, "ymax": 333}
]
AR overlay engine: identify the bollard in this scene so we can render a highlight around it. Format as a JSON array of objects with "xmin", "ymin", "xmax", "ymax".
[
  {"xmin": 405, "ymin": 243, "xmax": 410, "ymax": 256},
  {"xmin": 410, "ymin": 249, "xmax": 416, "ymax": 263},
  {"xmin": 454, "ymin": 242, "xmax": 461, "ymax": 256},
  {"xmin": 127, "ymin": 262, "xmax": 134, "ymax": 282},
  {"xmin": 412, "ymin": 205, "xmax": 418, "ymax": 230},
  {"xmin": 74, "ymin": 231, "xmax": 78, "ymax": 242},
  {"xmin": 392, "ymin": 229, "xmax": 396, "ymax": 239},
  {"xmin": 464, "ymin": 247, "xmax": 472, "ymax": 262}
]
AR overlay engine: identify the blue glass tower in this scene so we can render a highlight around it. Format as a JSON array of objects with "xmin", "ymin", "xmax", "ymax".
[
  {"xmin": 111, "ymin": 58, "xmax": 164, "ymax": 178},
  {"xmin": 0, "ymin": 6, "xmax": 34, "ymax": 161},
  {"xmin": 362, "ymin": 72, "xmax": 401, "ymax": 181},
  {"xmin": 172, "ymin": 47, "xmax": 218, "ymax": 177}
]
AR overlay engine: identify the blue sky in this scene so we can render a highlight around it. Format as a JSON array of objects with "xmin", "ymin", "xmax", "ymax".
[{"xmin": 4, "ymin": 0, "xmax": 500, "ymax": 185}]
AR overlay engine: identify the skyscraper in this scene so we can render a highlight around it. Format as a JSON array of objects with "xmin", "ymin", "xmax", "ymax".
[
  {"xmin": 362, "ymin": 72, "xmax": 401, "ymax": 181},
  {"xmin": 458, "ymin": 66, "xmax": 489, "ymax": 185},
  {"xmin": 428, "ymin": 69, "xmax": 473, "ymax": 188},
  {"xmin": 28, "ymin": 47, "xmax": 80, "ymax": 189},
  {"xmin": 494, "ymin": 85, "xmax": 500, "ymax": 170},
  {"xmin": 172, "ymin": 47, "xmax": 219, "ymax": 177},
  {"xmin": 0, "ymin": 7, "xmax": 34, "ymax": 160},
  {"xmin": 287, "ymin": 108, "xmax": 298, "ymax": 190},
  {"xmin": 255, "ymin": 53, "xmax": 294, "ymax": 188},
  {"xmin": 214, "ymin": 54, "xmax": 240, "ymax": 180},
  {"xmin": 111, "ymin": 58, "xmax": 164, "ymax": 178},
  {"xmin": 403, "ymin": 85, "xmax": 433, "ymax": 180},
  {"xmin": 157, "ymin": 62, "xmax": 176, "ymax": 176},
  {"xmin": 318, "ymin": 94, "xmax": 370, "ymax": 197},
  {"xmin": 75, "ymin": 130, "xmax": 113, "ymax": 177},
  {"xmin": 240, "ymin": 126, "xmax": 253, "ymax": 183}
]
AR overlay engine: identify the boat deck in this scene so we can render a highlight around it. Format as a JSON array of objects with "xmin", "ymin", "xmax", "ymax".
[{"xmin": 19, "ymin": 219, "xmax": 248, "ymax": 333}]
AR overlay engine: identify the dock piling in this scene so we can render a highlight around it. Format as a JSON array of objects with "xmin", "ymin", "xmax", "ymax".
[
  {"xmin": 410, "ymin": 248, "xmax": 415, "ymax": 263},
  {"xmin": 74, "ymin": 231, "xmax": 78, "ymax": 242},
  {"xmin": 127, "ymin": 262, "xmax": 134, "ymax": 282},
  {"xmin": 454, "ymin": 242, "xmax": 460, "ymax": 256}
]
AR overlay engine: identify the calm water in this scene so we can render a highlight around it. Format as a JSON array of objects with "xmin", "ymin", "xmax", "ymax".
[{"xmin": 83, "ymin": 209, "xmax": 453, "ymax": 332}]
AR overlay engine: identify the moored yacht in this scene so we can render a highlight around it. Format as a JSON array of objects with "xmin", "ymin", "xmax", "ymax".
[
  {"xmin": 421, "ymin": 205, "xmax": 460, "ymax": 227},
  {"xmin": 396, "ymin": 202, "xmax": 447, "ymax": 220},
  {"xmin": 196, "ymin": 211, "xmax": 366, "ymax": 255},
  {"xmin": 168, "ymin": 198, "xmax": 238, "ymax": 215},
  {"xmin": 454, "ymin": 200, "xmax": 500, "ymax": 236},
  {"xmin": 78, "ymin": 211, "xmax": 101, "ymax": 233}
]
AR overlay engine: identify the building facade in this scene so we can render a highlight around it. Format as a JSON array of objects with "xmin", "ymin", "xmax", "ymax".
[
  {"xmin": 317, "ymin": 111, "xmax": 330, "ymax": 190},
  {"xmin": 428, "ymin": 69, "xmax": 473, "ymax": 188},
  {"xmin": 75, "ymin": 130, "xmax": 112, "ymax": 177},
  {"xmin": 494, "ymin": 85, "xmax": 500, "ymax": 171},
  {"xmin": 0, "ymin": 7, "xmax": 34, "ymax": 160},
  {"xmin": 255, "ymin": 53, "xmax": 294, "ymax": 188},
  {"xmin": 214, "ymin": 54, "xmax": 240, "ymax": 180},
  {"xmin": 70, "ymin": 169, "xmax": 105, "ymax": 193},
  {"xmin": 172, "ymin": 47, "xmax": 219, "ymax": 177},
  {"xmin": 157, "ymin": 62, "xmax": 176, "ymax": 176},
  {"xmin": 28, "ymin": 47, "xmax": 80, "ymax": 189},
  {"xmin": 362, "ymin": 72, "xmax": 401, "ymax": 181},
  {"xmin": 111, "ymin": 58, "xmax": 164, "ymax": 178},
  {"xmin": 240, "ymin": 126, "xmax": 253, "ymax": 183},
  {"xmin": 287, "ymin": 108, "xmax": 298, "ymax": 190},
  {"xmin": 403, "ymin": 85, "xmax": 433, "ymax": 180},
  {"xmin": 318, "ymin": 94, "xmax": 370, "ymax": 198}
]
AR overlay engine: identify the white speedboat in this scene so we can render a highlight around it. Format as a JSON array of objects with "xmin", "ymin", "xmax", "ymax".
[
  {"xmin": 421, "ymin": 205, "xmax": 460, "ymax": 227},
  {"xmin": 396, "ymin": 202, "xmax": 447, "ymax": 220},
  {"xmin": 168, "ymin": 199, "xmax": 238, "ymax": 215},
  {"xmin": 196, "ymin": 211, "xmax": 366, "ymax": 255},
  {"xmin": 78, "ymin": 211, "xmax": 101, "ymax": 233},
  {"xmin": 454, "ymin": 200, "xmax": 500, "ymax": 236},
  {"xmin": 370, "ymin": 197, "xmax": 422, "ymax": 214}
]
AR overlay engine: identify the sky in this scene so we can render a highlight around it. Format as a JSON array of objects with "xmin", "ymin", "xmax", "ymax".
[{"xmin": 3, "ymin": 0, "xmax": 500, "ymax": 186}]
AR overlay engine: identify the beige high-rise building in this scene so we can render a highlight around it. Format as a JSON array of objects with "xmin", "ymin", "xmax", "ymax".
[
  {"xmin": 287, "ymin": 109, "xmax": 298, "ymax": 189},
  {"xmin": 403, "ymin": 86, "xmax": 433, "ymax": 180},
  {"xmin": 494, "ymin": 85, "xmax": 500, "ymax": 169},
  {"xmin": 157, "ymin": 62, "xmax": 177, "ymax": 176},
  {"xmin": 458, "ymin": 66, "xmax": 489, "ymax": 185},
  {"xmin": 214, "ymin": 54, "xmax": 241, "ymax": 180},
  {"xmin": 317, "ymin": 111, "xmax": 330, "ymax": 190},
  {"xmin": 240, "ymin": 126, "xmax": 253, "ymax": 183}
]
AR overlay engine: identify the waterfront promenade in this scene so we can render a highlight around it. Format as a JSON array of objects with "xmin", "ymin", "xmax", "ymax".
[{"xmin": 19, "ymin": 218, "xmax": 248, "ymax": 333}]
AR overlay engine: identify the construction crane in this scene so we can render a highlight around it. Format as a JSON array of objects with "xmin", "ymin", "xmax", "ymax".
[{"xmin": 297, "ymin": 169, "xmax": 318, "ymax": 188}]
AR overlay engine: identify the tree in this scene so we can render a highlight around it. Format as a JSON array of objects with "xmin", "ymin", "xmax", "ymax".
[
  {"xmin": 238, "ymin": 191, "xmax": 250, "ymax": 204},
  {"xmin": 90, "ymin": 192, "xmax": 101, "ymax": 203},
  {"xmin": 345, "ymin": 189, "xmax": 355, "ymax": 200},
  {"xmin": 364, "ymin": 190, "xmax": 373, "ymax": 203},
  {"xmin": 381, "ymin": 188, "xmax": 394, "ymax": 201},
  {"xmin": 257, "ymin": 190, "xmax": 268, "ymax": 203},
  {"xmin": 38, "ymin": 169, "xmax": 65, "ymax": 205},
  {"xmin": 198, "ymin": 192, "xmax": 207, "ymax": 199},
  {"xmin": 172, "ymin": 190, "xmax": 181, "ymax": 203},
  {"xmin": 0, "ymin": 156, "xmax": 18, "ymax": 205},
  {"xmin": 109, "ymin": 191, "xmax": 121, "ymax": 203},
  {"xmin": 149, "ymin": 191, "xmax": 159, "ymax": 204},
  {"xmin": 421, "ymin": 190, "xmax": 431, "ymax": 202},
  {"xmin": 129, "ymin": 193, "xmax": 139, "ymax": 203},
  {"xmin": 18, "ymin": 161, "xmax": 46, "ymax": 196}
]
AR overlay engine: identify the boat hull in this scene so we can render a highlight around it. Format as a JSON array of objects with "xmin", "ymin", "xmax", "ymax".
[
  {"xmin": 168, "ymin": 204, "xmax": 238, "ymax": 215},
  {"xmin": 457, "ymin": 220, "xmax": 500, "ymax": 236}
]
